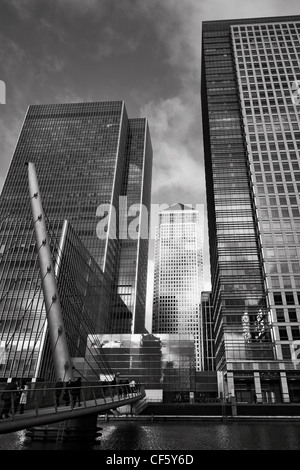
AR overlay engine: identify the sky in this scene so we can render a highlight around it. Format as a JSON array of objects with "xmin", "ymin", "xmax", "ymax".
[{"xmin": 0, "ymin": 0, "xmax": 299, "ymax": 329}]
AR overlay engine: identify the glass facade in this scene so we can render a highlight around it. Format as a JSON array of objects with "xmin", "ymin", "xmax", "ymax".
[
  {"xmin": 84, "ymin": 333, "xmax": 198, "ymax": 402},
  {"xmin": 0, "ymin": 218, "xmax": 113, "ymax": 381},
  {"xmin": 152, "ymin": 204, "xmax": 204, "ymax": 371},
  {"xmin": 201, "ymin": 16, "xmax": 300, "ymax": 402},
  {"xmin": 201, "ymin": 291, "xmax": 215, "ymax": 371},
  {"xmin": 108, "ymin": 118, "xmax": 152, "ymax": 334},
  {"xmin": 1, "ymin": 102, "xmax": 125, "ymax": 272},
  {"xmin": 0, "ymin": 219, "xmax": 47, "ymax": 379}
]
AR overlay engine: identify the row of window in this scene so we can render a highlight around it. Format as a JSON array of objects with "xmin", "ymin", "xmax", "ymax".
[
  {"xmin": 278, "ymin": 326, "xmax": 300, "ymax": 340},
  {"xmin": 273, "ymin": 292, "xmax": 300, "ymax": 305}
]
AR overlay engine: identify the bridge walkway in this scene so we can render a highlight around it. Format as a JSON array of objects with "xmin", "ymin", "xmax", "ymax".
[{"xmin": 0, "ymin": 383, "xmax": 145, "ymax": 434}]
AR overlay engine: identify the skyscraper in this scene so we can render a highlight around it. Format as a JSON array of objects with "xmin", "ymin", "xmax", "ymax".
[
  {"xmin": 0, "ymin": 101, "xmax": 152, "ymax": 380},
  {"xmin": 202, "ymin": 16, "xmax": 300, "ymax": 402},
  {"xmin": 152, "ymin": 203, "xmax": 204, "ymax": 370},
  {"xmin": 109, "ymin": 118, "xmax": 153, "ymax": 334}
]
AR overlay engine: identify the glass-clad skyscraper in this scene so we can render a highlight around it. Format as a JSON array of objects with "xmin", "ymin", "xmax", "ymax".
[
  {"xmin": 0, "ymin": 101, "xmax": 152, "ymax": 380},
  {"xmin": 202, "ymin": 16, "xmax": 300, "ymax": 402},
  {"xmin": 110, "ymin": 118, "xmax": 153, "ymax": 334},
  {"xmin": 152, "ymin": 203, "xmax": 204, "ymax": 370}
]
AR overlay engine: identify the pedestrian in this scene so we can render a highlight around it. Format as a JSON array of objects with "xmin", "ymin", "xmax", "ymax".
[
  {"xmin": 0, "ymin": 377, "xmax": 18, "ymax": 419},
  {"xmin": 19, "ymin": 381, "xmax": 28, "ymax": 414},
  {"xmin": 111, "ymin": 375, "xmax": 116, "ymax": 386},
  {"xmin": 129, "ymin": 380, "xmax": 136, "ymax": 393},
  {"xmin": 71, "ymin": 377, "xmax": 82, "ymax": 407},
  {"xmin": 63, "ymin": 379, "xmax": 72, "ymax": 406},
  {"xmin": 110, "ymin": 375, "xmax": 117, "ymax": 397},
  {"xmin": 55, "ymin": 378, "xmax": 63, "ymax": 407},
  {"xmin": 14, "ymin": 380, "xmax": 22, "ymax": 413}
]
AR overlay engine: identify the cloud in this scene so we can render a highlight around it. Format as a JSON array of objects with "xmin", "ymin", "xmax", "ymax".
[
  {"xmin": 0, "ymin": 36, "xmax": 27, "ymax": 80},
  {"xmin": 40, "ymin": 55, "xmax": 65, "ymax": 73},
  {"xmin": 141, "ymin": 90, "xmax": 204, "ymax": 206},
  {"xmin": 91, "ymin": 25, "xmax": 140, "ymax": 61},
  {"xmin": 2, "ymin": 0, "xmax": 37, "ymax": 20},
  {"xmin": 149, "ymin": 133, "xmax": 204, "ymax": 202},
  {"xmin": 3, "ymin": 0, "xmax": 108, "ymax": 20},
  {"xmin": 129, "ymin": 0, "xmax": 201, "ymax": 82},
  {"xmin": 56, "ymin": 0, "xmax": 108, "ymax": 17},
  {"xmin": 134, "ymin": 0, "xmax": 204, "ymax": 206}
]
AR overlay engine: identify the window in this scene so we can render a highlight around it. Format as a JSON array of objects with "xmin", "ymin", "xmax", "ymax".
[
  {"xmin": 291, "ymin": 327, "xmax": 300, "ymax": 341},
  {"xmin": 276, "ymin": 309, "xmax": 285, "ymax": 322},
  {"xmin": 279, "ymin": 327, "xmax": 288, "ymax": 340},
  {"xmin": 281, "ymin": 345, "xmax": 291, "ymax": 359},
  {"xmin": 288, "ymin": 309, "xmax": 297, "ymax": 322},
  {"xmin": 274, "ymin": 292, "xmax": 283, "ymax": 305},
  {"xmin": 285, "ymin": 292, "xmax": 295, "ymax": 305}
]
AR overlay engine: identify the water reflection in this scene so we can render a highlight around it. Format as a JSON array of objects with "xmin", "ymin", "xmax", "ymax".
[
  {"xmin": 0, "ymin": 421, "xmax": 299, "ymax": 450},
  {"xmin": 0, "ymin": 430, "xmax": 29, "ymax": 450},
  {"xmin": 98, "ymin": 421, "xmax": 300, "ymax": 451}
]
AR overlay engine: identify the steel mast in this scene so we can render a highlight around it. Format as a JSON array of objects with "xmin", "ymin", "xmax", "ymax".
[{"xmin": 27, "ymin": 162, "xmax": 73, "ymax": 381}]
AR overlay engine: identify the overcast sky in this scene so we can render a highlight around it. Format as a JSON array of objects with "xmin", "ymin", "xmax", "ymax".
[{"xmin": 0, "ymin": 0, "xmax": 299, "ymax": 329}]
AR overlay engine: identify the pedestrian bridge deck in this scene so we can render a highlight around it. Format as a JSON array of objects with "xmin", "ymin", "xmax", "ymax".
[{"xmin": 0, "ymin": 383, "xmax": 145, "ymax": 434}]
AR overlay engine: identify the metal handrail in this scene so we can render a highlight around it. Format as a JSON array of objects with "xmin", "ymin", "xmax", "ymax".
[{"xmin": 0, "ymin": 382, "xmax": 144, "ymax": 421}]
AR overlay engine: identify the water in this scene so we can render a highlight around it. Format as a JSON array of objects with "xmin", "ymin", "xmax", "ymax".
[{"xmin": 0, "ymin": 420, "xmax": 300, "ymax": 451}]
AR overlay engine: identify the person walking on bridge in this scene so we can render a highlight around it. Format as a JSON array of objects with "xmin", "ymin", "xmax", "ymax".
[
  {"xmin": 19, "ymin": 380, "xmax": 28, "ymax": 414},
  {"xmin": 63, "ymin": 378, "xmax": 72, "ymax": 406},
  {"xmin": 55, "ymin": 378, "xmax": 63, "ymax": 407},
  {"xmin": 71, "ymin": 377, "xmax": 82, "ymax": 407},
  {"xmin": 0, "ymin": 377, "xmax": 18, "ymax": 419},
  {"xmin": 129, "ymin": 380, "xmax": 136, "ymax": 393}
]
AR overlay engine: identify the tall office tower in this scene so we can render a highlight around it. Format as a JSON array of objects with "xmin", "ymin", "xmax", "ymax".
[
  {"xmin": 202, "ymin": 16, "xmax": 300, "ymax": 402},
  {"xmin": 152, "ymin": 203, "xmax": 204, "ymax": 370},
  {"xmin": 0, "ymin": 101, "xmax": 152, "ymax": 379},
  {"xmin": 109, "ymin": 118, "xmax": 153, "ymax": 334}
]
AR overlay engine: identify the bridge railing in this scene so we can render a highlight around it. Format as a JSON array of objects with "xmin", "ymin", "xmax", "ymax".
[{"xmin": 0, "ymin": 381, "xmax": 143, "ymax": 420}]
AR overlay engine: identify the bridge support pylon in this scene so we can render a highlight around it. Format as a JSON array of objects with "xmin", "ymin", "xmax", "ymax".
[
  {"xmin": 27, "ymin": 162, "xmax": 100, "ymax": 443},
  {"xmin": 27, "ymin": 161, "xmax": 73, "ymax": 382}
]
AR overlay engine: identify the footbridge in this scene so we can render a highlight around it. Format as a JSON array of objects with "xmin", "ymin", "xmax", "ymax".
[{"xmin": 0, "ymin": 382, "xmax": 145, "ymax": 435}]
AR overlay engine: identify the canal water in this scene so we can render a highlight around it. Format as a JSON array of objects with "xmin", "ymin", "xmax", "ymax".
[{"xmin": 0, "ymin": 420, "xmax": 300, "ymax": 451}]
